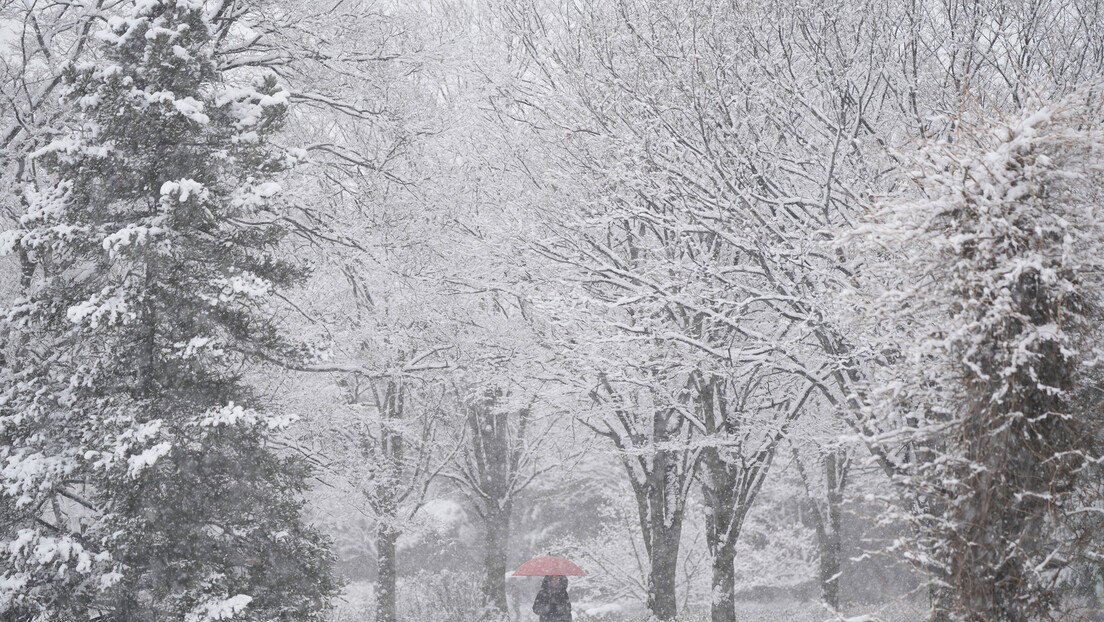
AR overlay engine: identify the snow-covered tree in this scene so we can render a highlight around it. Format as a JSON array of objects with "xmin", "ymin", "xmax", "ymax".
[
  {"xmin": 788, "ymin": 434, "xmax": 853, "ymax": 610},
  {"xmin": 0, "ymin": 2, "xmax": 120, "ymax": 290},
  {"xmin": 252, "ymin": 4, "xmax": 573, "ymax": 619},
  {"xmin": 585, "ymin": 373, "xmax": 700, "ymax": 621},
  {"xmin": 444, "ymin": 386, "xmax": 544, "ymax": 615},
  {"xmin": 0, "ymin": 1, "xmax": 337, "ymax": 620},
  {"xmin": 858, "ymin": 94, "xmax": 1104, "ymax": 621},
  {"xmin": 494, "ymin": 1, "xmax": 878, "ymax": 617}
]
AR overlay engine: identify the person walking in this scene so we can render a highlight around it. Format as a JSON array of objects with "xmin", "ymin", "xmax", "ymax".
[{"xmin": 532, "ymin": 574, "xmax": 572, "ymax": 622}]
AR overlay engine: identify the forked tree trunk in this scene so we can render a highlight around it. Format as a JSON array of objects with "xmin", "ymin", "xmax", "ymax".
[
  {"xmin": 792, "ymin": 446, "xmax": 849, "ymax": 612},
  {"xmin": 590, "ymin": 377, "xmax": 698, "ymax": 622},
  {"xmin": 701, "ymin": 479, "xmax": 757, "ymax": 622},
  {"xmin": 454, "ymin": 391, "xmax": 531, "ymax": 618},
  {"xmin": 697, "ymin": 376, "xmax": 787, "ymax": 622},
  {"xmin": 634, "ymin": 427, "xmax": 691, "ymax": 622}
]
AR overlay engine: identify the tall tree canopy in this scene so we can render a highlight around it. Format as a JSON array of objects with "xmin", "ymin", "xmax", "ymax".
[{"xmin": 0, "ymin": 1, "xmax": 336, "ymax": 620}]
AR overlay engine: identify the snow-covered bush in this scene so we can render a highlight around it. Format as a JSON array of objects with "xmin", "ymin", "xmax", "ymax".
[
  {"xmin": 330, "ymin": 571, "xmax": 497, "ymax": 622},
  {"xmin": 398, "ymin": 569, "xmax": 495, "ymax": 621},
  {"xmin": 329, "ymin": 581, "xmax": 375, "ymax": 622}
]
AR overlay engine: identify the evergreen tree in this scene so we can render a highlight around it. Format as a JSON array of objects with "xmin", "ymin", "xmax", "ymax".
[{"xmin": 0, "ymin": 1, "xmax": 337, "ymax": 620}]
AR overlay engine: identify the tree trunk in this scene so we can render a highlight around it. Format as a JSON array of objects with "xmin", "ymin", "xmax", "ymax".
[
  {"xmin": 633, "ymin": 406, "xmax": 695, "ymax": 622},
  {"xmin": 701, "ymin": 449, "xmax": 740, "ymax": 622},
  {"xmin": 483, "ymin": 504, "xmax": 511, "ymax": 616},
  {"xmin": 696, "ymin": 376, "xmax": 764, "ymax": 622},
  {"xmin": 643, "ymin": 439, "xmax": 683, "ymax": 621},
  {"xmin": 376, "ymin": 522, "xmax": 399, "ymax": 622},
  {"xmin": 596, "ymin": 383, "xmax": 697, "ymax": 622},
  {"xmin": 648, "ymin": 520, "xmax": 681, "ymax": 621},
  {"xmin": 818, "ymin": 528, "xmax": 841, "ymax": 611},
  {"xmin": 710, "ymin": 547, "xmax": 736, "ymax": 622},
  {"xmin": 375, "ymin": 380, "xmax": 404, "ymax": 622},
  {"xmin": 792, "ymin": 446, "xmax": 849, "ymax": 612},
  {"xmin": 916, "ymin": 488, "xmax": 952, "ymax": 621},
  {"xmin": 458, "ymin": 391, "xmax": 531, "ymax": 620},
  {"xmin": 820, "ymin": 451, "xmax": 844, "ymax": 611}
]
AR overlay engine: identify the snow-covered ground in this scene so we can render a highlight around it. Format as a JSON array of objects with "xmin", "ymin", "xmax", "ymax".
[{"xmin": 329, "ymin": 579, "xmax": 925, "ymax": 622}]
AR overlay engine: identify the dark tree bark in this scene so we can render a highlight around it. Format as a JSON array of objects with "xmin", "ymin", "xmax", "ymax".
[
  {"xmin": 709, "ymin": 551, "xmax": 736, "ymax": 622},
  {"xmin": 483, "ymin": 502, "xmax": 513, "ymax": 614},
  {"xmin": 698, "ymin": 375, "xmax": 814, "ymax": 622},
  {"xmin": 372, "ymin": 378, "xmax": 405, "ymax": 622},
  {"xmin": 792, "ymin": 445, "xmax": 850, "ymax": 612},
  {"xmin": 699, "ymin": 380, "xmax": 745, "ymax": 622},
  {"xmin": 450, "ymin": 388, "xmax": 542, "ymax": 617},
  {"xmin": 587, "ymin": 374, "xmax": 699, "ymax": 622},
  {"xmin": 346, "ymin": 372, "xmax": 448, "ymax": 622},
  {"xmin": 640, "ymin": 440, "xmax": 686, "ymax": 621},
  {"xmin": 375, "ymin": 522, "xmax": 399, "ymax": 622},
  {"xmin": 817, "ymin": 451, "xmax": 845, "ymax": 611},
  {"xmin": 701, "ymin": 452, "xmax": 742, "ymax": 622}
]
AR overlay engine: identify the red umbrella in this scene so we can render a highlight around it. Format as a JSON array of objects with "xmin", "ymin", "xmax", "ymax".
[{"xmin": 512, "ymin": 555, "xmax": 586, "ymax": 576}]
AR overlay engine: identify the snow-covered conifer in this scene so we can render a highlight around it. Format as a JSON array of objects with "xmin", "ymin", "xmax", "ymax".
[{"xmin": 0, "ymin": 1, "xmax": 336, "ymax": 620}]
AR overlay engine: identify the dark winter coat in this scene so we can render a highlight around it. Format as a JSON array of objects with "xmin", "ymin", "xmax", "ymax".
[{"xmin": 532, "ymin": 575, "xmax": 572, "ymax": 622}]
